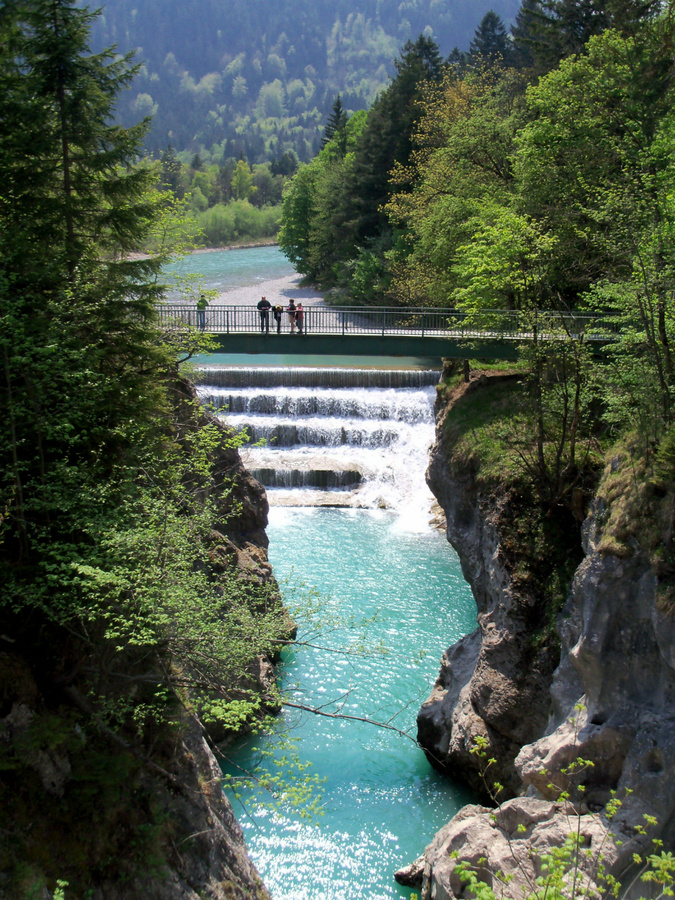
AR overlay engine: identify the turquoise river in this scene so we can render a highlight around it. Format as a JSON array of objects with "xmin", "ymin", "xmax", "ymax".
[{"xmin": 191, "ymin": 246, "xmax": 478, "ymax": 899}]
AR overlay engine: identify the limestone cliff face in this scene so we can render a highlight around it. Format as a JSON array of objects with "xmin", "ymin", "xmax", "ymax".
[
  {"xmin": 413, "ymin": 378, "xmax": 675, "ymax": 899},
  {"xmin": 418, "ymin": 374, "xmax": 560, "ymax": 798},
  {"xmin": 516, "ymin": 489, "xmax": 675, "ymax": 837}
]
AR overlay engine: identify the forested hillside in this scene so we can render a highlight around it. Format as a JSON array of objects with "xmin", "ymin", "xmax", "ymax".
[
  {"xmin": 0, "ymin": 2, "xmax": 290, "ymax": 894},
  {"xmin": 279, "ymin": 0, "xmax": 664, "ymax": 310},
  {"xmin": 279, "ymin": 0, "xmax": 673, "ymax": 509},
  {"xmin": 87, "ymin": 0, "xmax": 519, "ymax": 161}
]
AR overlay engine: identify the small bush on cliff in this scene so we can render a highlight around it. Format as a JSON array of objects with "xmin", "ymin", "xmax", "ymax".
[{"xmin": 452, "ymin": 729, "xmax": 675, "ymax": 900}]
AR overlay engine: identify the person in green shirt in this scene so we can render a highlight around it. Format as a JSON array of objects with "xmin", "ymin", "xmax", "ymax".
[{"xmin": 197, "ymin": 294, "xmax": 209, "ymax": 331}]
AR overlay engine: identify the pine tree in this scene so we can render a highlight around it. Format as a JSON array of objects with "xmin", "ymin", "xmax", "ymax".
[
  {"xmin": 446, "ymin": 46, "xmax": 469, "ymax": 75},
  {"xmin": 510, "ymin": 0, "xmax": 549, "ymax": 69},
  {"xmin": 270, "ymin": 149, "xmax": 299, "ymax": 176},
  {"xmin": 321, "ymin": 93, "xmax": 349, "ymax": 153},
  {"xmin": 344, "ymin": 34, "xmax": 444, "ymax": 245},
  {"xmin": 0, "ymin": 0, "xmax": 165, "ymax": 584},
  {"xmin": 469, "ymin": 11, "xmax": 512, "ymax": 67},
  {"xmin": 160, "ymin": 144, "xmax": 184, "ymax": 195},
  {"xmin": 514, "ymin": 0, "xmax": 661, "ymax": 75}
]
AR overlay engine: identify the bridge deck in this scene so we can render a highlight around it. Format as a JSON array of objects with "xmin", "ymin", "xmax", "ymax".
[{"xmin": 159, "ymin": 304, "xmax": 613, "ymax": 359}]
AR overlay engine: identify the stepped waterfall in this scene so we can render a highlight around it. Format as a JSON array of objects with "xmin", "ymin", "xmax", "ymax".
[{"xmin": 196, "ymin": 365, "xmax": 441, "ymax": 521}]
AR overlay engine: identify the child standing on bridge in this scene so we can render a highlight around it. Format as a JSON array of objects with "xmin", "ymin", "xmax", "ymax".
[
  {"xmin": 273, "ymin": 304, "xmax": 283, "ymax": 333},
  {"xmin": 287, "ymin": 299, "xmax": 297, "ymax": 333}
]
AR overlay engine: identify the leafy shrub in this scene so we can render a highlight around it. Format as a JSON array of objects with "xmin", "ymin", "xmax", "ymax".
[{"xmin": 196, "ymin": 200, "xmax": 281, "ymax": 245}]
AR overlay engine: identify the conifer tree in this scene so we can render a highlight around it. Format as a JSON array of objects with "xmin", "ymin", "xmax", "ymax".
[
  {"xmin": 469, "ymin": 10, "xmax": 512, "ymax": 67},
  {"xmin": 446, "ymin": 46, "xmax": 469, "ymax": 75},
  {"xmin": 510, "ymin": 0, "xmax": 548, "ymax": 69},
  {"xmin": 0, "ymin": 0, "xmax": 166, "ymax": 629},
  {"xmin": 513, "ymin": 0, "xmax": 661, "ymax": 74},
  {"xmin": 344, "ymin": 34, "xmax": 443, "ymax": 245},
  {"xmin": 321, "ymin": 93, "xmax": 349, "ymax": 153},
  {"xmin": 160, "ymin": 144, "xmax": 184, "ymax": 195}
]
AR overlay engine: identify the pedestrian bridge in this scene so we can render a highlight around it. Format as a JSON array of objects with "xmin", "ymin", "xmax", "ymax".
[{"xmin": 158, "ymin": 304, "xmax": 614, "ymax": 360}]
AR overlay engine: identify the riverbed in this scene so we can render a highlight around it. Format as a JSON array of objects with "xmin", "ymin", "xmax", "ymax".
[{"xmin": 166, "ymin": 244, "xmax": 325, "ymax": 306}]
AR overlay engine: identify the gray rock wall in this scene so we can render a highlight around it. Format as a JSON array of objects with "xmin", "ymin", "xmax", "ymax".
[
  {"xmin": 418, "ymin": 376, "xmax": 559, "ymax": 798},
  {"xmin": 415, "ymin": 382, "xmax": 675, "ymax": 899}
]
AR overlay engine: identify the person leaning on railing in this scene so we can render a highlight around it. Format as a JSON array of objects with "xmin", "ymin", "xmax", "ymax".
[
  {"xmin": 287, "ymin": 298, "xmax": 297, "ymax": 332},
  {"xmin": 257, "ymin": 295, "xmax": 272, "ymax": 334}
]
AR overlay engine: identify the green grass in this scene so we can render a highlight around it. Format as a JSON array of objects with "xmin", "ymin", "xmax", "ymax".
[{"xmin": 443, "ymin": 377, "xmax": 529, "ymax": 488}]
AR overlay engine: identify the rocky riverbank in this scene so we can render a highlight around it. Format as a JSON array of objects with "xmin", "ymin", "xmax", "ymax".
[{"xmin": 403, "ymin": 371, "xmax": 675, "ymax": 899}]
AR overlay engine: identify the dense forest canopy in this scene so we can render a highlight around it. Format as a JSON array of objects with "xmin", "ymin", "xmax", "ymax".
[{"xmin": 86, "ymin": 0, "xmax": 520, "ymax": 161}]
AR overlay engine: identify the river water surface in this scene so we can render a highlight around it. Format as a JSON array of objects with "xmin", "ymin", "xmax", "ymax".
[
  {"xmin": 191, "ymin": 247, "xmax": 477, "ymax": 899},
  {"xmin": 168, "ymin": 244, "xmax": 295, "ymax": 295},
  {"xmin": 224, "ymin": 508, "xmax": 476, "ymax": 900}
]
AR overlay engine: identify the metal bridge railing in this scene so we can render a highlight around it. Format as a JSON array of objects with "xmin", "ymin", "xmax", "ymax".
[{"xmin": 157, "ymin": 304, "xmax": 616, "ymax": 341}]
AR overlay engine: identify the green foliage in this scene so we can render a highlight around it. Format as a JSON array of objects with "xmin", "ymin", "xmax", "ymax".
[
  {"xmin": 386, "ymin": 67, "xmax": 525, "ymax": 306},
  {"xmin": 223, "ymin": 733, "xmax": 327, "ymax": 822},
  {"xmin": 230, "ymin": 159, "xmax": 256, "ymax": 201},
  {"xmin": 653, "ymin": 426, "xmax": 675, "ymax": 491},
  {"xmin": 509, "ymin": 0, "xmax": 659, "ymax": 76},
  {"xmin": 381, "ymin": 13, "xmax": 675, "ymax": 510},
  {"xmin": 0, "ymin": 3, "xmax": 293, "ymax": 893},
  {"xmin": 346, "ymin": 246, "xmax": 391, "ymax": 303},
  {"xmin": 156, "ymin": 153, "xmax": 287, "ymax": 246},
  {"xmin": 196, "ymin": 200, "xmax": 281, "ymax": 245},
  {"xmin": 278, "ymin": 36, "xmax": 444, "ymax": 296}
]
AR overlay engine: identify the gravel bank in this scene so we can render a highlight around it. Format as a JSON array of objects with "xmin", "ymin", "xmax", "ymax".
[{"xmin": 215, "ymin": 273, "xmax": 326, "ymax": 307}]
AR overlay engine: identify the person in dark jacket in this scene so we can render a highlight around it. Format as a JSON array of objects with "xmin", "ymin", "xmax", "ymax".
[{"xmin": 257, "ymin": 296, "xmax": 272, "ymax": 333}]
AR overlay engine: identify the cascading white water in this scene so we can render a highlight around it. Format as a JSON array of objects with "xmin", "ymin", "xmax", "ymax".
[{"xmin": 196, "ymin": 367, "xmax": 441, "ymax": 528}]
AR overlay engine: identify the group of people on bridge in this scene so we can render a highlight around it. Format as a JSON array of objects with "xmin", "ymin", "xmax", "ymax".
[
  {"xmin": 257, "ymin": 296, "xmax": 305, "ymax": 335},
  {"xmin": 195, "ymin": 294, "xmax": 306, "ymax": 333}
]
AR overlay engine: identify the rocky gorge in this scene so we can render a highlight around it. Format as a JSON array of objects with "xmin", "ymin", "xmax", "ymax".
[
  {"xmin": 0, "ymin": 377, "xmax": 283, "ymax": 900},
  {"xmin": 404, "ymin": 371, "xmax": 675, "ymax": 899}
]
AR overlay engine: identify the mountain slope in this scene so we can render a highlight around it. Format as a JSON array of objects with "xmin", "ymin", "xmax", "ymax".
[{"xmin": 89, "ymin": 0, "xmax": 520, "ymax": 159}]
